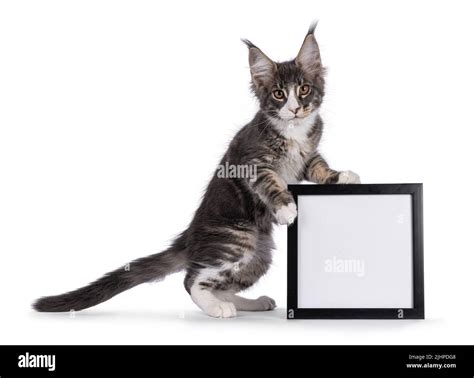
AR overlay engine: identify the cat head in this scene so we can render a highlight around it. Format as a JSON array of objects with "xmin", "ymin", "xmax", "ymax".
[{"xmin": 243, "ymin": 22, "xmax": 325, "ymax": 123}]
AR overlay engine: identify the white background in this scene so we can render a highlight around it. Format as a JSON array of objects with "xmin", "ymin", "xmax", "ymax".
[{"xmin": 1, "ymin": 0, "xmax": 473, "ymax": 345}]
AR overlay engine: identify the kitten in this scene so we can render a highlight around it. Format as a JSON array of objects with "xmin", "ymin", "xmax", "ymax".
[{"xmin": 33, "ymin": 22, "xmax": 360, "ymax": 318}]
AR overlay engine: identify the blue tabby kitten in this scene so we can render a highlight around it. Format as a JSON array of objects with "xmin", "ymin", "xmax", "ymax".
[{"xmin": 34, "ymin": 23, "xmax": 360, "ymax": 318}]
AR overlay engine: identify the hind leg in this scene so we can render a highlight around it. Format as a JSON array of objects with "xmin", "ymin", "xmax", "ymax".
[
  {"xmin": 189, "ymin": 281, "xmax": 237, "ymax": 318},
  {"xmin": 215, "ymin": 291, "xmax": 276, "ymax": 311}
]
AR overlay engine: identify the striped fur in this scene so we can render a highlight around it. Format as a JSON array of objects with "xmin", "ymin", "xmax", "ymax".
[{"xmin": 33, "ymin": 24, "xmax": 359, "ymax": 318}]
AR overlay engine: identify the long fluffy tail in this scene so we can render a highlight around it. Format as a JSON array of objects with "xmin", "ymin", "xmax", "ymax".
[{"xmin": 33, "ymin": 242, "xmax": 187, "ymax": 312}]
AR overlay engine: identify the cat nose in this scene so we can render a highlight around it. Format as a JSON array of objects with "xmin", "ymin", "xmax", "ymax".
[{"xmin": 289, "ymin": 106, "xmax": 301, "ymax": 114}]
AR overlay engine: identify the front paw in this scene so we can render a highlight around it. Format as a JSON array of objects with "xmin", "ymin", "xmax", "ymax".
[
  {"xmin": 275, "ymin": 202, "xmax": 297, "ymax": 225},
  {"xmin": 337, "ymin": 170, "xmax": 361, "ymax": 184}
]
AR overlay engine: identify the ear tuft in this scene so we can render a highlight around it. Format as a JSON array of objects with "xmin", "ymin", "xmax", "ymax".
[
  {"xmin": 307, "ymin": 20, "xmax": 318, "ymax": 36},
  {"xmin": 296, "ymin": 22, "xmax": 322, "ymax": 78},
  {"xmin": 241, "ymin": 38, "xmax": 257, "ymax": 49},
  {"xmin": 242, "ymin": 39, "xmax": 276, "ymax": 88}
]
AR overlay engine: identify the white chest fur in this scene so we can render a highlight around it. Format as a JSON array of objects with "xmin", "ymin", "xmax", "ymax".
[
  {"xmin": 279, "ymin": 138, "xmax": 310, "ymax": 184},
  {"xmin": 271, "ymin": 112, "xmax": 317, "ymax": 184}
]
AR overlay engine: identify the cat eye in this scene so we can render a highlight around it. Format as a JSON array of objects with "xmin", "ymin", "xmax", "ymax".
[
  {"xmin": 272, "ymin": 89, "xmax": 286, "ymax": 101},
  {"xmin": 298, "ymin": 84, "xmax": 311, "ymax": 97}
]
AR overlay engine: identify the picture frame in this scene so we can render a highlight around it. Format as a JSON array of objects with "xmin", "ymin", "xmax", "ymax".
[{"xmin": 287, "ymin": 184, "xmax": 424, "ymax": 319}]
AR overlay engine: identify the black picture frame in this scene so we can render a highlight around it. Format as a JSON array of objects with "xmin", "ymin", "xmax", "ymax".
[{"xmin": 287, "ymin": 184, "xmax": 424, "ymax": 319}]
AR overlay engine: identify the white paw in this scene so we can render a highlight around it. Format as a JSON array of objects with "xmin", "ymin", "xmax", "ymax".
[
  {"xmin": 204, "ymin": 302, "xmax": 237, "ymax": 318},
  {"xmin": 275, "ymin": 202, "xmax": 297, "ymax": 225},
  {"xmin": 337, "ymin": 170, "xmax": 361, "ymax": 184},
  {"xmin": 257, "ymin": 296, "xmax": 277, "ymax": 311}
]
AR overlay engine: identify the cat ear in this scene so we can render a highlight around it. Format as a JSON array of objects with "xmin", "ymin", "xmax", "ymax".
[
  {"xmin": 242, "ymin": 39, "xmax": 276, "ymax": 87},
  {"xmin": 295, "ymin": 21, "xmax": 322, "ymax": 77}
]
